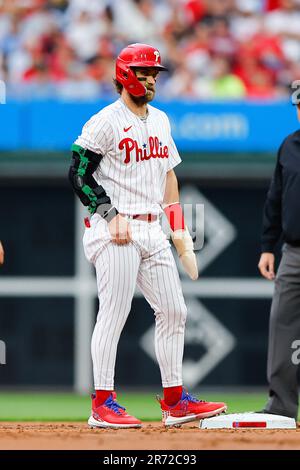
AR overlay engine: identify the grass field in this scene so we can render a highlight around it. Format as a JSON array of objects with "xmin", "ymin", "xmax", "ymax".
[{"xmin": 0, "ymin": 392, "xmax": 287, "ymax": 422}]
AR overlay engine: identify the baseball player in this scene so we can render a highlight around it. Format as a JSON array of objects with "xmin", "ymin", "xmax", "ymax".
[
  {"xmin": 0, "ymin": 241, "xmax": 4, "ymax": 265},
  {"xmin": 69, "ymin": 43, "xmax": 227, "ymax": 428}
]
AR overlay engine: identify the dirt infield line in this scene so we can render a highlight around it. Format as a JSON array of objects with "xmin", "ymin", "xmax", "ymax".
[{"xmin": 0, "ymin": 422, "xmax": 299, "ymax": 450}]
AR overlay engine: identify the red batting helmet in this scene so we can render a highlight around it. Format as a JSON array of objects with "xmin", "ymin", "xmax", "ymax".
[{"xmin": 115, "ymin": 43, "xmax": 168, "ymax": 97}]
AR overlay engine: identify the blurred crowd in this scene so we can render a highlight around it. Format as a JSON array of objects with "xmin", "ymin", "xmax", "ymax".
[{"xmin": 0, "ymin": 0, "xmax": 300, "ymax": 100}]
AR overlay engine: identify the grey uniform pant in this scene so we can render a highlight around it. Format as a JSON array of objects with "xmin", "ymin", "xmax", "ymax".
[{"xmin": 264, "ymin": 243, "xmax": 300, "ymax": 420}]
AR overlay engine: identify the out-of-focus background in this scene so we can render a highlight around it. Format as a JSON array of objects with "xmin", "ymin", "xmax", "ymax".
[{"xmin": 0, "ymin": 0, "xmax": 299, "ymax": 421}]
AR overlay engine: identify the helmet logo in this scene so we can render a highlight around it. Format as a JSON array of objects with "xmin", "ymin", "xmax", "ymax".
[{"xmin": 154, "ymin": 51, "xmax": 160, "ymax": 63}]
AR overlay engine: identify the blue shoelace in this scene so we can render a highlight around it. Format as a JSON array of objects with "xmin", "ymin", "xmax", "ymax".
[
  {"xmin": 182, "ymin": 390, "xmax": 204, "ymax": 403},
  {"xmin": 105, "ymin": 396, "xmax": 126, "ymax": 415}
]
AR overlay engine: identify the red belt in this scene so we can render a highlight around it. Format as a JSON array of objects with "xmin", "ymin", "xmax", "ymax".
[{"xmin": 120, "ymin": 213, "xmax": 158, "ymax": 222}]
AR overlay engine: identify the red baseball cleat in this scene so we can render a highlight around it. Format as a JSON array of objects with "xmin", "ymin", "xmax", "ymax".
[
  {"xmin": 157, "ymin": 388, "xmax": 227, "ymax": 426},
  {"xmin": 88, "ymin": 392, "xmax": 142, "ymax": 429}
]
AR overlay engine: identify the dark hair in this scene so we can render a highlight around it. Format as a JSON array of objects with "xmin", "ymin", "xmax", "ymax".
[{"xmin": 113, "ymin": 78, "xmax": 123, "ymax": 95}]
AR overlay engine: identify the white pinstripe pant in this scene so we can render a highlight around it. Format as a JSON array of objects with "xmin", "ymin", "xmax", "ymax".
[{"xmin": 83, "ymin": 214, "xmax": 187, "ymax": 390}]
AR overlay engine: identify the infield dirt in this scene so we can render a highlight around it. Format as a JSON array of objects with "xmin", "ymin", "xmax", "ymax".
[{"xmin": 0, "ymin": 422, "xmax": 299, "ymax": 450}]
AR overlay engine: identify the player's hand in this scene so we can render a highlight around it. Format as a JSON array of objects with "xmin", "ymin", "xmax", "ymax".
[
  {"xmin": 258, "ymin": 252, "xmax": 275, "ymax": 280},
  {"xmin": 0, "ymin": 241, "xmax": 4, "ymax": 265},
  {"xmin": 108, "ymin": 214, "xmax": 132, "ymax": 245}
]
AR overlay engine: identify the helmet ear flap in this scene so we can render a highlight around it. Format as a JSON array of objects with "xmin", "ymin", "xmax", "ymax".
[{"xmin": 116, "ymin": 62, "xmax": 147, "ymax": 97}]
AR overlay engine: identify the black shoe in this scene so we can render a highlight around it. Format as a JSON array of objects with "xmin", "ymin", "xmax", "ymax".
[
  {"xmin": 256, "ymin": 409, "xmax": 296, "ymax": 419},
  {"xmin": 255, "ymin": 409, "xmax": 277, "ymax": 415}
]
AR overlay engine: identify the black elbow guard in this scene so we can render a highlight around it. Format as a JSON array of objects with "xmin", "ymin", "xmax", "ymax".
[
  {"xmin": 69, "ymin": 144, "xmax": 118, "ymax": 221},
  {"xmin": 68, "ymin": 165, "xmax": 90, "ymax": 206}
]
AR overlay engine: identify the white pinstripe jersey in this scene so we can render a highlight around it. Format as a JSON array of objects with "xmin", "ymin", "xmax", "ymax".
[{"xmin": 74, "ymin": 98, "xmax": 181, "ymax": 215}]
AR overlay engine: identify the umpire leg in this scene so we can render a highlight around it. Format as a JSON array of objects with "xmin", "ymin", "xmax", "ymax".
[{"xmin": 264, "ymin": 243, "xmax": 300, "ymax": 419}]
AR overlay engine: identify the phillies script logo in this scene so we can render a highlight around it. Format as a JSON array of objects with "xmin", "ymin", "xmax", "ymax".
[{"xmin": 119, "ymin": 137, "xmax": 169, "ymax": 164}]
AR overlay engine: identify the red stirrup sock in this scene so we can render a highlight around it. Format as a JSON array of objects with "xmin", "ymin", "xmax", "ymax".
[
  {"xmin": 95, "ymin": 390, "xmax": 113, "ymax": 407},
  {"xmin": 163, "ymin": 386, "xmax": 183, "ymax": 406},
  {"xmin": 163, "ymin": 203, "xmax": 185, "ymax": 232}
]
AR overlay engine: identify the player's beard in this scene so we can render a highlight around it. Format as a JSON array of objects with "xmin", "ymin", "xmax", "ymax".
[{"xmin": 130, "ymin": 86, "xmax": 155, "ymax": 105}]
